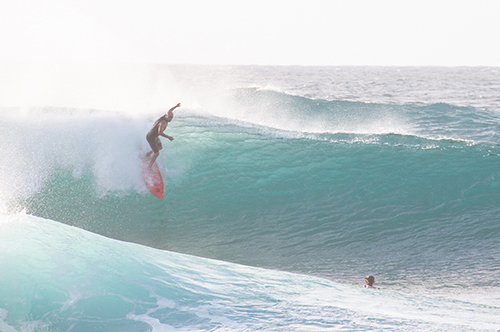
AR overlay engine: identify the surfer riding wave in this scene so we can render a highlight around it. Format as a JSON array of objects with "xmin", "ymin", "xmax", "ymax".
[{"xmin": 145, "ymin": 103, "xmax": 181, "ymax": 170}]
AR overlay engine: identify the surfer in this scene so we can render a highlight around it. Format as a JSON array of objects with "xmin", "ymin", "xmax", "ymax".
[
  {"xmin": 145, "ymin": 103, "xmax": 181, "ymax": 170},
  {"xmin": 363, "ymin": 275, "xmax": 379, "ymax": 289}
]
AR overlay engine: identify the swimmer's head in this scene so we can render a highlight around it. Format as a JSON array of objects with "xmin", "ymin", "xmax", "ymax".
[{"xmin": 364, "ymin": 275, "xmax": 375, "ymax": 286}]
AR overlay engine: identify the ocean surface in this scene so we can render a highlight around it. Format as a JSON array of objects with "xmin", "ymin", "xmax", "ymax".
[{"xmin": 1, "ymin": 65, "xmax": 500, "ymax": 331}]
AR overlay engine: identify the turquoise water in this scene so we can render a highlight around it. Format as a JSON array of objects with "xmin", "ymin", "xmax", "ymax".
[
  {"xmin": 1, "ymin": 214, "xmax": 499, "ymax": 331},
  {"xmin": 1, "ymin": 65, "xmax": 500, "ymax": 330}
]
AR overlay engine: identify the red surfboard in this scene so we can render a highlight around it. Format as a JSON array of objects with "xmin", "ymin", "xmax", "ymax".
[{"xmin": 140, "ymin": 159, "xmax": 164, "ymax": 199}]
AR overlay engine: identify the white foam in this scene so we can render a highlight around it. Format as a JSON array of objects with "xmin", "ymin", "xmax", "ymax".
[
  {"xmin": 0, "ymin": 108, "xmax": 150, "ymax": 203},
  {"xmin": 0, "ymin": 309, "xmax": 17, "ymax": 332}
]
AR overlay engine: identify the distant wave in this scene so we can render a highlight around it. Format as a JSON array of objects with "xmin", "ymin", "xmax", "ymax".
[{"xmin": 183, "ymin": 87, "xmax": 500, "ymax": 145}]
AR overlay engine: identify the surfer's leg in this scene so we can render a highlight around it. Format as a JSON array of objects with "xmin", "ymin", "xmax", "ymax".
[
  {"xmin": 146, "ymin": 137, "xmax": 161, "ymax": 168},
  {"xmin": 148, "ymin": 152, "xmax": 159, "ymax": 170},
  {"xmin": 146, "ymin": 136, "xmax": 161, "ymax": 160}
]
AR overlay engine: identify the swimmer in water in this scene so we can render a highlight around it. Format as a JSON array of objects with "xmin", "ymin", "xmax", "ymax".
[{"xmin": 363, "ymin": 275, "xmax": 379, "ymax": 289}]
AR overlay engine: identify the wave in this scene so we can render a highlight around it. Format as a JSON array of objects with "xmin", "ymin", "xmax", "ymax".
[
  {"xmin": 1, "ymin": 213, "xmax": 499, "ymax": 331},
  {"xmin": 2, "ymin": 100, "xmax": 500, "ymax": 297}
]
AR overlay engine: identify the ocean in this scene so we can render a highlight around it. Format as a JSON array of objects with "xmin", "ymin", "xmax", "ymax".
[{"xmin": 1, "ymin": 65, "xmax": 500, "ymax": 331}]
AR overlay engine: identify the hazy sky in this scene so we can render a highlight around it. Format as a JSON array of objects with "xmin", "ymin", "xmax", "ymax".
[{"xmin": 1, "ymin": 0, "xmax": 499, "ymax": 66}]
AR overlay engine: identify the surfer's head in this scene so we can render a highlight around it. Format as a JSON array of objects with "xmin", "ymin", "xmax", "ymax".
[{"xmin": 166, "ymin": 110, "xmax": 174, "ymax": 121}]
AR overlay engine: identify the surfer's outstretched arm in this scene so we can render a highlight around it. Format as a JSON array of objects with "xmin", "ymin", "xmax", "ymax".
[{"xmin": 168, "ymin": 103, "xmax": 181, "ymax": 113}]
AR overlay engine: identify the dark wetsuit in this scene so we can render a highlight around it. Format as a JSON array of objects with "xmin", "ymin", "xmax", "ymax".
[{"xmin": 146, "ymin": 115, "xmax": 168, "ymax": 153}]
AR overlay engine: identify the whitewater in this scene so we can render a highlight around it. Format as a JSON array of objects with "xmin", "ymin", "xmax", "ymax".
[{"xmin": 1, "ymin": 64, "xmax": 500, "ymax": 331}]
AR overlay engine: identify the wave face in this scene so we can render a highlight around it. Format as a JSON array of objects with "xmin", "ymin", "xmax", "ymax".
[
  {"xmin": 1, "ymin": 65, "xmax": 500, "ymax": 330},
  {"xmin": 1, "ymin": 214, "xmax": 499, "ymax": 331}
]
